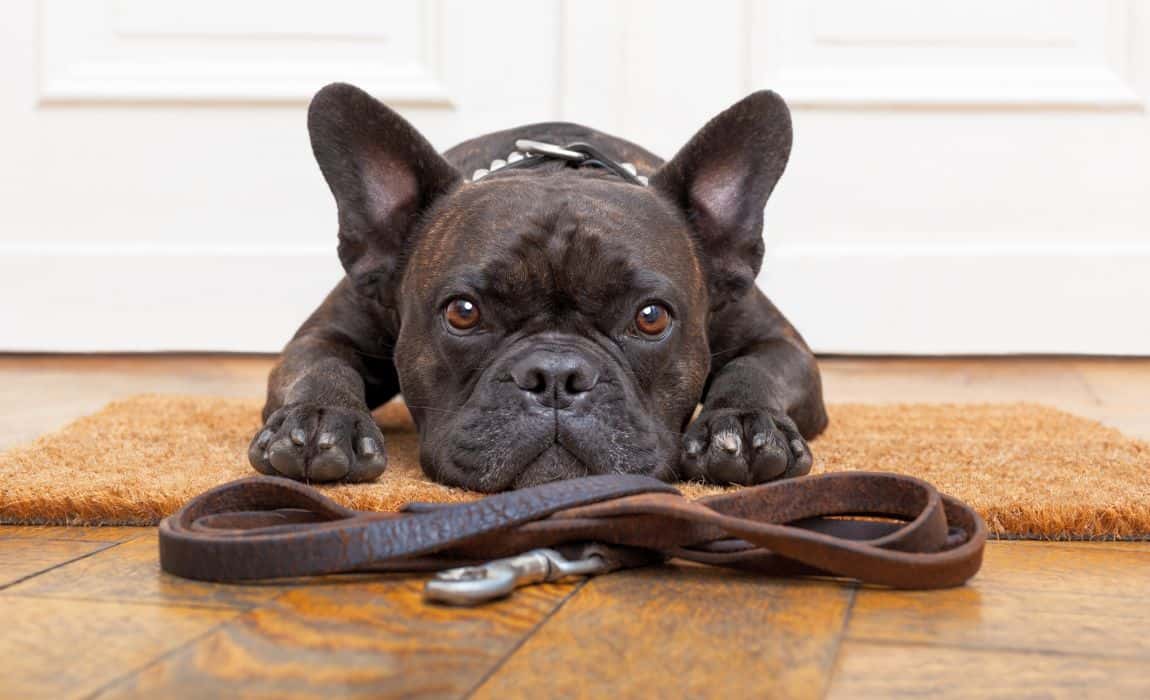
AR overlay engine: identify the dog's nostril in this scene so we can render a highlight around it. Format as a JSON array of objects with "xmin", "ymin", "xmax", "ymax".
[
  {"xmin": 565, "ymin": 369, "xmax": 596, "ymax": 395},
  {"xmin": 523, "ymin": 369, "xmax": 547, "ymax": 394},
  {"xmin": 510, "ymin": 363, "xmax": 548, "ymax": 394}
]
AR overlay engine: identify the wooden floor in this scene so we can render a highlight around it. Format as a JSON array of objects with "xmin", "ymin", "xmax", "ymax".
[{"xmin": 1, "ymin": 355, "xmax": 1149, "ymax": 699}]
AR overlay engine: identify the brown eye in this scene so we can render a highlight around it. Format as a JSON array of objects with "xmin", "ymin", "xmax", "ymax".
[
  {"xmin": 635, "ymin": 303, "xmax": 671, "ymax": 337},
  {"xmin": 444, "ymin": 297, "xmax": 481, "ymax": 331}
]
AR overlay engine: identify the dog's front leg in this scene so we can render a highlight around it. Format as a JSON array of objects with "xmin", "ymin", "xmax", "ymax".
[
  {"xmin": 681, "ymin": 293, "xmax": 828, "ymax": 485},
  {"xmin": 248, "ymin": 297, "xmax": 396, "ymax": 482}
]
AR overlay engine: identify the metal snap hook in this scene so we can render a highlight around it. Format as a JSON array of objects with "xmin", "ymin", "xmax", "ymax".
[{"xmin": 424, "ymin": 548, "xmax": 609, "ymax": 606}]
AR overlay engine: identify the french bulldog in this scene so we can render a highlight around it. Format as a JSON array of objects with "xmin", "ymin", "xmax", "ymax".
[{"xmin": 248, "ymin": 82, "xmax": 828, "ymax": 492}]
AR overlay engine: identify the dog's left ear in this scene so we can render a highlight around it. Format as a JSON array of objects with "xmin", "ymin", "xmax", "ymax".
[{"xmin": 651, "ymin": 91, "xmax": 792, "ymax": 309}]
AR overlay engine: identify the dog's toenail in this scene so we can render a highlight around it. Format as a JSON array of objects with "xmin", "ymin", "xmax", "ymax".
[
  {"xmin": 714, "ymin": 432, "xmax": 741, "ymax": 454},
  {"xmin": 290, "ymin": 428, "xmax": 307, "ymax": 446},
  {"xmin": 685, "ymin": 439, "xmax": 703, "ymax": 456},
  {"xmin": 752, "ymin": 433, "xmax": 767, "ymax": 449},
  {"xmin": 317, "ymin": 432, "xmax": 336, "ymax": 449},
  {"xmin": 359, "ymin": 437, "xmax": 379, "ymax": 456},
  {"xmin": 256, "ymin": 430, "xmax": 273, "ymax": 448},
  {"xmin": 791, "ymin": 439, "xmax": 804, "ymax": 454}
]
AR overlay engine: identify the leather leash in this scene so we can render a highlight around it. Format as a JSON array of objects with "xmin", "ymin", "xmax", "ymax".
[{"xmin": 159, "ymin": 471, "xmax": 986, "ymax": 605}]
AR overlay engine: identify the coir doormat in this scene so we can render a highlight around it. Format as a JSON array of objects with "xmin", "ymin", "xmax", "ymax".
[{"xmin": 0, "ymin": 395, "xmax": 1147, "ymax": 539}]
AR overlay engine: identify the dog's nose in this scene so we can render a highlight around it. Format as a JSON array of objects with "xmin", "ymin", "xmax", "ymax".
[{"xmin": 510, "ymin": 351, "xmax": 599, "ymax": 408}]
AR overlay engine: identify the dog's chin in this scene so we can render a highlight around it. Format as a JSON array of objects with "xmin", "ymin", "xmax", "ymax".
[
  {"xmin": 428, "ymin": 427, "xmax": 678, "ymax": 493},
  {"xmin": 509, "ymin": 444, "xmax": 591, "ymax": 489},
  {"xmin": 422, "ymin": 389, "xmax": 681, "ymax": 492},
  {"xmin": 429, "ymin": 439, "xmax": 590, "ymax": 493}
]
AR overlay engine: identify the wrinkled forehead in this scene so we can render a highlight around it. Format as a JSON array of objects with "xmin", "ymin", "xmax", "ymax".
[{"xmin": 405, "ymin": 177, "xmax": 704, "ymax": 307}]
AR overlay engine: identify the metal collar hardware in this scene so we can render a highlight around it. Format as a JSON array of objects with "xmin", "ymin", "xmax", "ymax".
[
  {"xmin": 469, "ymin": 139, "xmax": 649, "ymax": 186},
  {"xmin": 513, "ymin": 139, "xmax": 587, "ymax": 161},
  {"xmin": 424, "ymin": 547, "xmax": 610, "ymax": 605}
]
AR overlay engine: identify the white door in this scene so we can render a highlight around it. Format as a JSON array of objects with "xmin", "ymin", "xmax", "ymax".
[{"xmin": 3, "ymin": 0, "xmax": 1148, "ymax": 354}]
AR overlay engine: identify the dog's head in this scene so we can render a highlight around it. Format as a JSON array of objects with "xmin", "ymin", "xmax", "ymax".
[{"xmin": 308, "ymin": 84, "xmax": 792, "ymax": 491}]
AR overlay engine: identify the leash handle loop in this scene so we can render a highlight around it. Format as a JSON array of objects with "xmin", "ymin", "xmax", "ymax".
[{"xmin": 159, "ymin": 471, "xmax": 986, "ymax": 604}]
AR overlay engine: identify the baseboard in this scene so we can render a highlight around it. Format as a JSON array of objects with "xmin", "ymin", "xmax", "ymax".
[
  {"xmin": 761, "ymin": 242, "xmax": 1150, "ymax": 355},
  {"xmin": 1, "ymin": 245, "xmax": 342, "ymax": 352},
  {"xmin": 3, "ymin": 242, "xmax": 1148, "ymax": 354}
]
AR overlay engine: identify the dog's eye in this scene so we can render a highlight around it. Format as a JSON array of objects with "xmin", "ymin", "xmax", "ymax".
[
  {"xmin": 635, "ymin": 303, "xmax": 671, "ymax": 337},
  {"xmin": 444, "ymin": 297, "xmax": 481, "ymax": 331}
]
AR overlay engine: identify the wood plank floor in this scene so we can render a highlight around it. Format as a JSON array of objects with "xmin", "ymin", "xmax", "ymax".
[{"xmin": 1, "ymin": 355, "xmax": 1148, "ymax": 699}]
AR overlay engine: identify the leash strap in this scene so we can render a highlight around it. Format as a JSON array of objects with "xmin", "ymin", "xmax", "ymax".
[{"xmin": 159, "ymin": 472, "xmax": 986, "ymax": 604}]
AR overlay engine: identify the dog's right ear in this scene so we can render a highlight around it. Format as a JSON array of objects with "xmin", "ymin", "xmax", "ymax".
[
  {"xmin": 651, "ymin": 91, "xmax": 792, "ymax": 310},
  {"xmin": 308, "ymin": 83, "xmax": 461, "ymax": 306}
]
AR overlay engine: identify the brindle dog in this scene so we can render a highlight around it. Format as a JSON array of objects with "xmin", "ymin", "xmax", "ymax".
[{"xmin": 248, "ymin": 83, "xmax": 827, "ymax": 491}]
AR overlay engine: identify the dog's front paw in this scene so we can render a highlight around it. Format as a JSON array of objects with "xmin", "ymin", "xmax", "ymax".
[
  {"xmin": 680, "ymin": 408, "xmax": 811, "ymax": 485},
  {"xmin": 248, "ymin": 403, "xmax": 387, "ymax": 483}
]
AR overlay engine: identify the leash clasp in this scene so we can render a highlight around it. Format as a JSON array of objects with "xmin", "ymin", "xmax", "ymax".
[{"xmin": 424, "ymin": 548, "xmax": 608, "ymax": 605}]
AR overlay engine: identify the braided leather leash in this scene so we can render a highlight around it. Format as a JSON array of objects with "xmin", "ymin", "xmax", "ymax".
[{"xmin": 159, "ymin": 471, "xmax": 986, "ymax": 604}]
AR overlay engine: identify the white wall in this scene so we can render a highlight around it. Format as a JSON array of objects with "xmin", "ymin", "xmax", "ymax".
[{"xmin": 2, "ymin": 0, "xmax": 1148, "ymax": 354}]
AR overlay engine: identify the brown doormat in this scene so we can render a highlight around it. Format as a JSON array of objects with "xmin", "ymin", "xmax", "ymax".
[{"xmin": 1, "ymin": 394, "xmax": 1147, "ymax": 538}]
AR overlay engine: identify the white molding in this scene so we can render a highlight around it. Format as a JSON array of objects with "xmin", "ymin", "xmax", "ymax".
[
  {"xmin": 0, "ymin": 242, "xmax": 332, "ymax": 256},
  {"xmin": 752, "ymin": 0, "xmax": 1144, "ymax": 109},
  {"xmin": 39, "ymin": 64, "xmax": 453, "ymax": 106},
  {"xmin": 762, "ymin": 66, "xmax": 1142, "ymax": 108},
  {"xmin": 3, "ymin": 242, "xmax": 1148, "ymax": 354},
  {"xmin": 38, "ymin": 0, "xmax": 452, "ymax": 105},
  {"xmin": 1, "ymin": 245, "xmax": 344, "ymax": 353},
  {"xmin": 768, "ymin": 241, "xmax": 1150, "ymax": 257}
]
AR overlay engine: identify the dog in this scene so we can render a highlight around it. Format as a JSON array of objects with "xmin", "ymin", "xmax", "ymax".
[{"xmin": 248, "ymin": 83, "xmax": 828, "ymax": 492}]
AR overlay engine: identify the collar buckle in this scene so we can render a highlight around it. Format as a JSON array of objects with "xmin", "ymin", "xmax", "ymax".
[
  {"xmin": 514, "ymin": 139, "xmax": 588, "ymax": 162},
  {"xmin": 470, "ymin": 140, "xmax": 649, "ymax": 186}
]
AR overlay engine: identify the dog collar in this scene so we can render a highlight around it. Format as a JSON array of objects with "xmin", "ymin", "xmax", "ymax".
[{"xmin": 469, "ymin": 139, "xmax": 649, "ymax": 187}]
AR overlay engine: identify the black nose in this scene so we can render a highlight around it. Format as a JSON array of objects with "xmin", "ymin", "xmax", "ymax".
[{"xmin": 509, "ymin": 351, "xmax": 599, "ymax": 408}]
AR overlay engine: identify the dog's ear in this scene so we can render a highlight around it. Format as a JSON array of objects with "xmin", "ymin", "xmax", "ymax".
[
  {"xmin": 651, "ymin": 91, "xmax": 792, "ymax": 309},
  {"xmin": 308, "ymin": 82, "xmax": 461, "ymax": 305}
]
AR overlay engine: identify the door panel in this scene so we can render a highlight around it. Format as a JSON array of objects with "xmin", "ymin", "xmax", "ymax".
[{"xmin": 2, "ymin": 0, "xmax": 1147, "ymax": 353}]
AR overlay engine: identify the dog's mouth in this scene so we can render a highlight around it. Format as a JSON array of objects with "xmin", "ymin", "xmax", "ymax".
[{"xmin": 424, "ymin": 397, "xmax": 674, "ymax": 493}]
